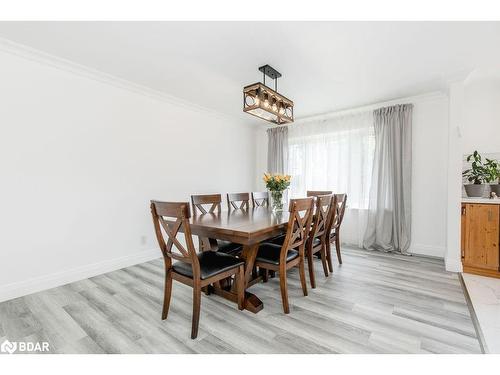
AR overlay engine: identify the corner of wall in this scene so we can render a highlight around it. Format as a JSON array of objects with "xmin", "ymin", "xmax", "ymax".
[
  {"xmin": 445, "ymin": 256, "xmax": 463, "ymax": 273},
  {"xmin": 445, "ymin": 79, "xmax": 466, "ymax": 274}
]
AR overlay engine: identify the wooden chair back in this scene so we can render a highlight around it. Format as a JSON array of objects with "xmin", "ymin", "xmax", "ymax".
[
  {"xmin": 333, "ymin": 194, "xmax": 348, "ymax": 230},
  {"xmin": 307, "ymin": 190, "xmax": 333, "ymax": 197},
  {"xmin": 191, "ymin": 194, "xmax": 222, "ymax": 215},
  {"xmin": 279, "ymin": 198, "xmax": 314, "ymax": 260},
  {"xmin": 227, "ymin": 193, "xmax": 250, "ymax": 210},
  {"xmin": 251, "ymin": 191, "xmax": 269, "ymax": 207},
  {"xmin": 310, "ymin": 194, "xmax": 333, "ymax": 241},
  {"xmin": 325, "ymin": 195, "xmax": 339, "ymax": 236},
  {"xmin": 150, "ymin": 201, "xmax": 200, "ymax": 277}
]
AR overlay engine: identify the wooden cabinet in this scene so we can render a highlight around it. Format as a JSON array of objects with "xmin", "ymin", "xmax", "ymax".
[{"xmin": 461, "ymin": 203, "xmax": 500, "ymax": 278}]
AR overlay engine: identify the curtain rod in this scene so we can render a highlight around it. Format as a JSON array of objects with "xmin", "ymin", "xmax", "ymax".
[{"xmin": 295, "ymin": 91, "xmax": 446, "ymax": 124}]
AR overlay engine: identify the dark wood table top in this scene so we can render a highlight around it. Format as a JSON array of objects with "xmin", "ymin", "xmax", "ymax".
[{"xmin": 187, "ymin": 207, "xmax": 290, "ymax": 245}]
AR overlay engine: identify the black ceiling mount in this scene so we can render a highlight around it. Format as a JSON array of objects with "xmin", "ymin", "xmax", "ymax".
[
  {"xmin": 259, "ymin": 65, "xmax": 282, "ymax": 91},
  {"xmin": 259, "ymin": 65, "xmax": 282, "ymax": 79}
]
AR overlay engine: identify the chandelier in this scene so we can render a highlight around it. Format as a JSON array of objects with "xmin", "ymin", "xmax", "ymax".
[{"xmin": 243, "ymin": 65, "xmax": 294, "ymax": 125}]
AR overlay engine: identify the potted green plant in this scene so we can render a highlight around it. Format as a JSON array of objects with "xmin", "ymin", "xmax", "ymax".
[
  {"xmin": 484, "ymin": 157, "xmax": 500, "ymax": 196},
  {"xmin": 462, "ymin": 151, "xmax": 487, "ymax": 197}
]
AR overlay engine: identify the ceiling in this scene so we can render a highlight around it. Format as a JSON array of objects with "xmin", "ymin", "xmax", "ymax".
[{"xmin": 1, "ymin": 21, "xmax": 500, "ymax": 123}]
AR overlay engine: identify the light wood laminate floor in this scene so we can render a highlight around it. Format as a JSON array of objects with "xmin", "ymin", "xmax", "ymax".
[{"xmin": 0, "ymin": 247, "xmax": 482, "ymax": 354}]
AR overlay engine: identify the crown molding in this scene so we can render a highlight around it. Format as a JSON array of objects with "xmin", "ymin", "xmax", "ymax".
[
  {"xmin": 445, "ymin": 68, "xmax": 474, "ymax": 84},
  {"xmin": 0, "ymin": 36, "xmax": 250, "ymax": 125},
  {"xmin": 295, "ymin": 90, "xmax": 448, "ymax": 124}
]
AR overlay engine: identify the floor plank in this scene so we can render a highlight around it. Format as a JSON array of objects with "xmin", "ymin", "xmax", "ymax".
[{"xmin": 0, "ymin": 247, "xmax": 482, "ymax": 353}]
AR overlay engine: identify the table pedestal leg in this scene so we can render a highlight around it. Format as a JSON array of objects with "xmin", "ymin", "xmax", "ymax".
[
  {"xmin": 239, "ymin": 243, "xmax": 263, "ymax": 313},
  {"xmin": 209, "ymin": 243, "xmax": 264, "ymax": 313}
]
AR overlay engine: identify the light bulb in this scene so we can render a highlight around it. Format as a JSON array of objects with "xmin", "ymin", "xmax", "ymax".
[{"xmin": 264, "ymin": 100, "xmax": 269, "ymax": 108}]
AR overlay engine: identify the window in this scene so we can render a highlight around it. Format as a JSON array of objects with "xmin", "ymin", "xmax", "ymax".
[{"xmin": 288, "ymin": 111, "xmax": 375, "ymax": 209}]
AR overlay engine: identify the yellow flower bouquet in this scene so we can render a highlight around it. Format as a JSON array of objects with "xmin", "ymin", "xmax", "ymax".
[{"xmin": 263, "ymin": 173, "xmax": 291, "ymax": 211}]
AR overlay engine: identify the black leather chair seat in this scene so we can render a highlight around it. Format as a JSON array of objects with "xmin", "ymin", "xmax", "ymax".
[
  {"xmin": 255, "ymin": 243, "xmax": 299, "ymax": 265},
  {"xmin": 172, "ymin": 251, "xmax": 244, "ymax": 280},
  {"xmin": 268, "ymin": 234, "xmax": 286, "ymax": 245},
  {"xmin": 217, "ymin": 240, "xmax": 243, "ymax": 255},
  {"xmin": 312, "ymin": 237, "xmax": 321, "ymax": 247}
]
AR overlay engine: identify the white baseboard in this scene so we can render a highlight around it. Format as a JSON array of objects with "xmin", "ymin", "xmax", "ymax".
[
  {"xmin": 0, "ymin": 249, "xmax": 161, "ymax": 303},
  {"xmin": 445, "ymin": 257, "xmax": 463, "ymax": 273},
  {"xmin": 408, "ymin": 243, "xmax": 446, "ymax": 258}
]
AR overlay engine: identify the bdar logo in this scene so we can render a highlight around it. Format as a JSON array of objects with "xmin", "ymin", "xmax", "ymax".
[{"xmin": 1, "ymin": 340, "xmax": 17, "ymax": 354}]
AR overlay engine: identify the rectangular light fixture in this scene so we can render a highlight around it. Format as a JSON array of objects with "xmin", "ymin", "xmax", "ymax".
[{"xmin": 243, "ymin": 65, "xmax": 294, "ymax": 125}]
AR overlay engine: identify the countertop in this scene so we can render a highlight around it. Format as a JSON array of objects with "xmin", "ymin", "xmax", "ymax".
[{"xmin": 462, "ymin": 197, "xmax": 500, "ymax": 205}]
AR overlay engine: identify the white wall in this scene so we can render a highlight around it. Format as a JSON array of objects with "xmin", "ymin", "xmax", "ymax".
[
  {"xmin": 255, "ymin": 127, "xmax": 268, "ymax": 189},
  {"xmin": 463, "ymin": 70, "xmax": 500, "ymax": 154},
  {"xmin": 0, "ymin": 47, "xmax": 257, "ymax": 302},
  {"xmin": 445, "ymin": 80, "xmax": 465, "ymax": 272},
  {"xmin": 446, "ymin": 69, "xmax": 500, "ymax": 271},
  {"xmin": 255, "ymin": 92, "xmax": 449, "ymax": 258},
  {"xmin": 409, "ymin": 94, "xmax": 449, "ymax": 257}
]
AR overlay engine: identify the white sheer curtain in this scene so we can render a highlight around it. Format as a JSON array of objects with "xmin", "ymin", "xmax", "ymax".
[{"xmin": 288, "ymin": 111, "xmax": 375, "ymax": 247}]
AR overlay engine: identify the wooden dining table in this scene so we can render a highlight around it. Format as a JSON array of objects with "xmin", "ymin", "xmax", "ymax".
[{"xmin": 167, "ymin": 207, "xmax": 290, "ymax": 313}]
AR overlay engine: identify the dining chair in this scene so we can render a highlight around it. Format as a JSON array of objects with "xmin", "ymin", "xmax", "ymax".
[
  {"xmin": 306, "ymin": 190, "xmax": 333, "ymax": 197},
  {"xmin": 227, "ymin": 192, "xmax": 250, "ymax": 210},
  {"xmin": 326, "ymin": 194, "xmax": 348, "ymax": 269},
  {"xmin": 269, "ymin": 191, "xmax": 334, "ymax": 247},
  {"xmin": 251, "ymin": 191, "xmax": 269, "ymax": 207},
  {"xmin": 191, "ymin": 194, "xmax": 242, "ymax": 255},
  {"xmin": 150, "ymin": 201, "xmax": 245, "ymax": 339},
  {"xmin": 305, "ymin": 194, "xmax": 335, "ymax": 288},
  {"xmin": 255, "ymin": 198, "xmax": 314, "ymax": 314},
  {"xmin": 250, "ymin": 191, "xmax": 272, "ymax": 278}
]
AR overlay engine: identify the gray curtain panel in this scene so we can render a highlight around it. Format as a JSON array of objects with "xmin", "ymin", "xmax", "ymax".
[
  {"xmin": 363, "ymin": 104, "xmax": 413, "ymax": 253},
  {"xmin": 267, "ymin": 126, "xmax": 289, "ymax": 174}
]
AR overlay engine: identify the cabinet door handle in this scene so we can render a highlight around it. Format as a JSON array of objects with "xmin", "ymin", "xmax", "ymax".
[
  {"xmin": 461, "ymin": 206, "xmax": 466, "ymax": 215},
  {"xmin": 488, "ymin": 210, "xmax": 493, "ymax": 221}
]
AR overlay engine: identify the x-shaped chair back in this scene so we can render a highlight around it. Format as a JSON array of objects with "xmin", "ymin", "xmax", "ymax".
[
  {"xmin": 191, "ymin": 194, "xmax": 222, "ymax": 215},
  {"xmin": 310, "ymin": 194, "xmax": 333, "ymax": 240},
  {"xmin": 227, "ymin": 192, "xmax": 250, "ymax": 210},
  {"xmin": 332, "ymin": 194, "xmax": 347, "ymax": 230},
  {"xmin": 151, "ymin": 201, "xmax": 200, "ymax": 278},
  {"xmin": 279, "ymin": 198, "xmax": 314, "ymax": 262},
  {"xmin": 251, "ymin": 191, "xmax": 269, "ymax": 207}
]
